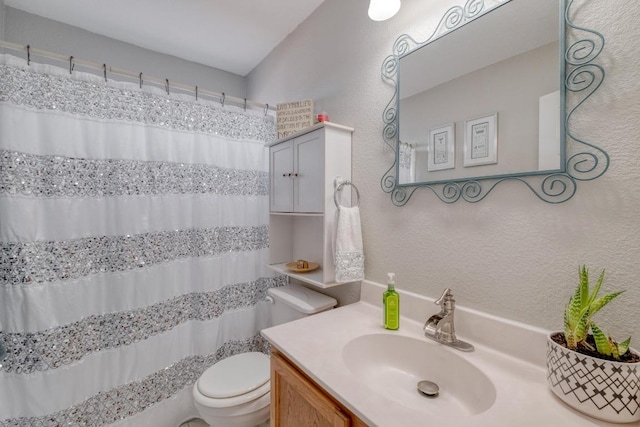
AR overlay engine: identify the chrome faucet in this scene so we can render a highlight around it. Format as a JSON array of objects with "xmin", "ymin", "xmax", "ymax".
[{"xmin": 423, "ymin": 288, "xmax": 474, "ymax": 352}]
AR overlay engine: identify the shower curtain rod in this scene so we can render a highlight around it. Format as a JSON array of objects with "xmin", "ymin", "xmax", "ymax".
[{"xmin": 0, "ymin": 39, "xmax": 276, "ymax": 112}]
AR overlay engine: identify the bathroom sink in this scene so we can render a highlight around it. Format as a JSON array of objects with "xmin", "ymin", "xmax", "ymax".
[{"xmin": 342, "ymin": 333, "xmax": 496, "ymax": 418}]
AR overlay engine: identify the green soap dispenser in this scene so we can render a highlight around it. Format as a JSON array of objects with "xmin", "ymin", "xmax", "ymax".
[{"xmin": 383, "ymin": 272, "xmax": 400, "ymax": 330}]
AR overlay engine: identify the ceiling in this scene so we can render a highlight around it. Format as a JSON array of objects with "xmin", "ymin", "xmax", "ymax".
[{"xmin": 5, "ymin": 0, "xmax": 326, "ymax": 76}]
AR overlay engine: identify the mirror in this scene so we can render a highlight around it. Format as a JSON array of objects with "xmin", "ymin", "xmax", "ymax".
[
  {"xmin": 399, "ymin": 0, "xmax": 561, "ymax": 184},
  {"xmin": 381, "ymin": 0, "xmax": 609, "ymax": 204}
]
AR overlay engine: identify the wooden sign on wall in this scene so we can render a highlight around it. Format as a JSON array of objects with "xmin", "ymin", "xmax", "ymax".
[{"xmin": 276, "ymin": 100, "xmax": 314, "ymax": 139}]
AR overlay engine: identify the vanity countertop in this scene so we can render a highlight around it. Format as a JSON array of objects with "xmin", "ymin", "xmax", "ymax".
[{"xmin": 261, "ymin": 282, "xmax": 629, "ymax": 427}]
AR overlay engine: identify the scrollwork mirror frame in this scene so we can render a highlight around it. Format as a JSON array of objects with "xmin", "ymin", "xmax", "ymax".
[{"xmin": 380, "ymin": 0, "xmax": 608, "ymax": 205}]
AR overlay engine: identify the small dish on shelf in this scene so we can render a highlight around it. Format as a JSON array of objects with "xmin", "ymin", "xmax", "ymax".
[{"xmin": 285, "ymin": 260, "xmax": 320, "ymax": 273}]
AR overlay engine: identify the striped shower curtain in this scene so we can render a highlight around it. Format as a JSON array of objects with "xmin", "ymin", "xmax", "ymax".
[{"xmin": 0, "ymin": 54, "xmax": 283, "ymax": 426}]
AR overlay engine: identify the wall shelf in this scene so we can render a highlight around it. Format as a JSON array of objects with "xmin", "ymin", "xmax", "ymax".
[
  {"xmin": 266, "ymin": 263, "xmax": 343, "ymax": 289},
  {"xmin": 269, "ymin": 212, "xmax": 324, "ymax": 217}
]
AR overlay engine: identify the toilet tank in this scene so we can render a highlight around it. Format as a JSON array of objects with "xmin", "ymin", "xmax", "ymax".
[{"xmin": 267, "ymin": 284, "xmax": 338, "ymax": 326}]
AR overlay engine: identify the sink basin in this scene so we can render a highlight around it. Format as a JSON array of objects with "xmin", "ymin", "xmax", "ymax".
[{"xmin": 342, "ymin": 333, "xmax": 496, "ymax": 418}]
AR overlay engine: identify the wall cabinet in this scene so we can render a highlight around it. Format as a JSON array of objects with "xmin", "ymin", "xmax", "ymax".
[
  {"xmin": 270, "ymin": 130, "xmax": 324, "ymax": 213},
  {"xmin": 270, "ymin": 349, "xmax": 367, "ymax": 427},
  {"xmin": 267, "ymin": 122, "xmax": 353, "ymax": 288}
]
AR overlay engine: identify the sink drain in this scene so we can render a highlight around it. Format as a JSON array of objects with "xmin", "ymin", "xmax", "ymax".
[{"xmin": 417, "ymin": 380, "xmax": 439, "ymax": 398}]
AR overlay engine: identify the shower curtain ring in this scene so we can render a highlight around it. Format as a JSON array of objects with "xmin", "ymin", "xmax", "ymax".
[
  {"xmin": 103, "ymin": 64, "xmax": 107, "ymax": 82},
  {"xmin": 165, "ymin": 79, "xmax": 170, "ymax": 95},
  {"xmin": 27, "ymin": 45, "xmax": 31, "ymax": 65},
  {"xmin": 139, "ymin": 72, "xmax": 143, "ymax": 89},
  {"xmin": 221, "ymin": 93, "xmax": 225, "ymax": 107},
  {"xmin": 264, "ymin": 104, "xmax": 269, "ymax": 116},
  {"xmin": 195, "ymin": 86, "xmax": 198, "ymax": 101},
  {"xmin": 243, "ymin": 98, "xmax": 247, "ymax": 111},
  {"xmin": 69, "ymin": 56, "xmax": 74, "ymax": 74}
]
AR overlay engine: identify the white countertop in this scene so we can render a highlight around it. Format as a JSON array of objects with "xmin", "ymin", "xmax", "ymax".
[{"xmin": 261, "ymin": 281, "xmax": 632, "ymax": 427}]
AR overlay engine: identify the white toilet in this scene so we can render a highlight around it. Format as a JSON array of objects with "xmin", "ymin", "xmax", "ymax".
[{"xmin": 193, "ymin": 283, "xmax": 338, "ymax": 427}]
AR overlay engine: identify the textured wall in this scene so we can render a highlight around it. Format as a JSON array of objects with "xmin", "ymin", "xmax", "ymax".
[
  {"xmin": 3, "ymin": 7, "xmax": 246, "ymax": 98},
  {"xmin": 248, "ymin": 0, "xmax": 640, "ymax": 342}
]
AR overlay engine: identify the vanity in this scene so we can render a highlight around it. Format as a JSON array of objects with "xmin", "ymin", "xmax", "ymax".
[
  {"xmin": 262, "ymin": 281, "xmax": 624, "ymax": 426},
  {"xmin": 270, "ymin": 349, "xmax": 367, "ymax": 426}
]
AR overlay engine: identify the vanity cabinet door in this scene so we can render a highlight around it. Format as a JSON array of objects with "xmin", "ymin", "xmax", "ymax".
[
  {"xmin": 269, "ymin": 129, "xmax": 324, "ymax": 213},
  {"xmin": 271, "ymin": 350, "xmax": 364, "ymax": 427}
]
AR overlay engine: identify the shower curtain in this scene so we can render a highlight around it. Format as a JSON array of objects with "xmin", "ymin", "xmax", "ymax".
[{"xmin": 0, "ymin": 54, "xmax": 283, "ymax": 426}]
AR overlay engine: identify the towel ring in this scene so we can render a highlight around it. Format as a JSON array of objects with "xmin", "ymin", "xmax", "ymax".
[{"xmin": 334, "ymin": 181, "xmax": 360, "ymax": 209}]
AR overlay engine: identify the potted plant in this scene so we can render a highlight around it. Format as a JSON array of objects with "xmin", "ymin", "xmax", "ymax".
[{"xmin": 547, "ymin": 266, "xmax": 640, "ymax": 423}]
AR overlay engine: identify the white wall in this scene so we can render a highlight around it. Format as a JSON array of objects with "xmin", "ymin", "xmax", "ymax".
[
  {"xmin": 0, "ymin": 0, "xmax": 5, "ymax": 45},
  {"xmin": 248, "ymin": 0, "xmax": 640, "ymax": 342},
  {"xmin": 3, "ymin": 7, "xmax": 246, "ymax": 98}
]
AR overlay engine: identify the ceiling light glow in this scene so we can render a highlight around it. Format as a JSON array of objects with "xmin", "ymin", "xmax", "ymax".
[{"xmin": 368, "ymin": 0, "xmax": 401, "ymax": 21}]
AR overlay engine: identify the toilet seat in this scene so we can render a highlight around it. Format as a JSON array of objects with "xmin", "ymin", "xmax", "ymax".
[{"xmin": 195, "ymin": 352, "xmax": 270, "ymax": 408}]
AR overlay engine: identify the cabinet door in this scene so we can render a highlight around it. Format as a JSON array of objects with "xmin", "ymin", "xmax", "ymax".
[
  {"xmin": 271, "ymin": 351, "xmax": 351, "ymax": 427},
  {"xmin": 270, "ymin": 141, "xmax": 294, "ymax": 212},
  {"xmin": 294, "ymin": 131, "xmax": 324, "ymax": 213}
]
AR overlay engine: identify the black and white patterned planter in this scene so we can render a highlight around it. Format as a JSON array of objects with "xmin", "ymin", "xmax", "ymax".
[{"xmin": 547, "ymin": 333, "xmax": 640, "ymax": 423}]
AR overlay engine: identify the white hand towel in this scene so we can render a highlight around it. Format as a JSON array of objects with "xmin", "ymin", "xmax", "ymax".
[{"xmin": 334, "ymin": 206, "xmax": 364, "ymax": 283}]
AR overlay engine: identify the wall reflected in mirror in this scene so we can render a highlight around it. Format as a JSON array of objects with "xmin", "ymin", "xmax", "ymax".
[{"xmin": 398, "ymin": 0, "xmax": 562, "ymax": 185}]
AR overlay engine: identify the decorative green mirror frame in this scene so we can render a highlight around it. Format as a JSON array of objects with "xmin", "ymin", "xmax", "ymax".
[{"xmin": 380, "ymin": 0, "xmax": 608, "ymax": 205}]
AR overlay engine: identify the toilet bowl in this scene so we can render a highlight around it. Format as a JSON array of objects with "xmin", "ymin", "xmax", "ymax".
[
  {"xmin": 193, "ymin": 284, "xmax": 337, "ymax": 427},
  {"xmin": 193, "ymin": 352, "xmax": 271, "ymax": 427}
]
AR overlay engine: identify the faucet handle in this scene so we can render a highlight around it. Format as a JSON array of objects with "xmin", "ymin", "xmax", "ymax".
[
  {"xmin": 425, "ymin": 288, "xmax": 474, "ymax": 352},
  {"xmin": 434, "ymin": 288, "xmax": 454, "ymax": 306}
]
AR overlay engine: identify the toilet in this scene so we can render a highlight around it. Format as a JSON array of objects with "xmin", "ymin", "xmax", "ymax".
[{"xmin": 193, "ymin": 283, "xmax": 338, "ymax": 426}]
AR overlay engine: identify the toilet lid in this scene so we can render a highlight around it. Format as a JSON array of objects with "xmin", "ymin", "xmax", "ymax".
[{"xmin": 197, "ymin": 352, "xmax": 270, "ymax": 399}]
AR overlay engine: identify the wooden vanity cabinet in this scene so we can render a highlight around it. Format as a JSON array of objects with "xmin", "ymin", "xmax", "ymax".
[{"xmin": 270, "ymin": 349, "xmax": 367, "ymax": 427}]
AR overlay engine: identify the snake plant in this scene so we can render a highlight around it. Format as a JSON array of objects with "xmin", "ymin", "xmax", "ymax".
[{"xmin": 563, "ymin": 266, "xmax": 630, "ymax": 360}]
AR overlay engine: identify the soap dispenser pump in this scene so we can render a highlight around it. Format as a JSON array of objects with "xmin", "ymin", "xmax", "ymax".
[{"xmin": 383, "ymin": 272, "xmax": 399, "ymax": 330}]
